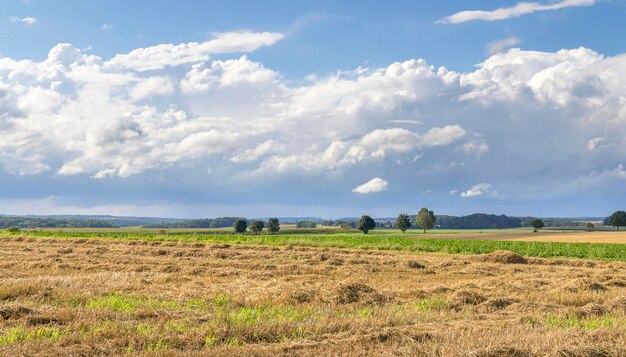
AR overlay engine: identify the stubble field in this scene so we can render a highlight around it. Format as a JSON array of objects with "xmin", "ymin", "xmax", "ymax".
[{"xmin": 2, "ymin": 233, "xmax": 626, "ymax": 356}]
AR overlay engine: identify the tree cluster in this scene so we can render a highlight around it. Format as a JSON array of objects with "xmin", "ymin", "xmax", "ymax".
[
  {"xmin": 607, "ymin": 211, "xmax": 626, "ymax": 231},
  {"xmin": 232, "ymin": 217, "xmax": 281, "ymax": 234},
  {"xmin": 357, "ymin": 208, "xmax": 437, "ymax": 234},
  {"xmin": 296, "ymin": 221, "xmax": 317, "ymax": 228}
]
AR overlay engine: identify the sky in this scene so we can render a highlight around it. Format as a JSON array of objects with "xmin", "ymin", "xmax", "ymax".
[{"xmin": 1, "ymin": 0, "xmax": 626, "ymax": 219}]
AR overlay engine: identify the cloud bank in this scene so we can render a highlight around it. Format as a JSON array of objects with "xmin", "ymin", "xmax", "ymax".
[{"xmin": 0, "ymin": 33, "xmax": 625, "ymax": 209}]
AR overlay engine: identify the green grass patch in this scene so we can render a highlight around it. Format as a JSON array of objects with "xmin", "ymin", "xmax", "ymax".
[
  {"xmin": 226, "ymin": 305, "xmax": 309, "ymax": 325},
  {"xmin": 544, "ymin": 315, "xmax": 621, "ymax": 329},
  {"xmin": 86, "ymin": 293, "xmax": 141, "ymax": 312},
  {"xmin": 85, "ymin": 293, "xmax": 212, "ymax": 313},
  {"xmin": 0, "ymin": 326, "xmax": 66, "ymax": 347},
  {"xmin": 414, "ymin": 297, "xmax": 449, "ymax": 312}
]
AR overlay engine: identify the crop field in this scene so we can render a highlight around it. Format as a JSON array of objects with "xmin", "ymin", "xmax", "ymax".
[
  {"xmin": 2, "ymin": 231, "xmax": 626, "ymax": 356},
  {"xmin": 7, "ymin": 229, "xmax": 626, "ymax": 260}
]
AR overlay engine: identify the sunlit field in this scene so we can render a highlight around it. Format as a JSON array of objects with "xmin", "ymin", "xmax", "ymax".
[{"xmin": 2, "ymin": 231, "xmax": 626, "ymax": 355}]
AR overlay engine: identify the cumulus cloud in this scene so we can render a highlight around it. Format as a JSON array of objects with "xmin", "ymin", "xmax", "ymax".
[
  {"xmin": 439, "ymin": 0, "xmax": 596, "ymax": 24},
  {"xmin": 180, "ymin": 56, "xmax": 278, "ymax": 94},
  {"xmin": 129, "ymin": 76, "xmax": 174, "ymax": 101},
  {"xmin": 9, "ymin": 16, "xmax": 37, "ymax": 26},
  {"xmin": 0, "ymin": 37, "xmax": 625, "ymax": 207},
  {"xmin": 486, "ymin": 36, "xmax": 521, "ymax": 55},
  {"xmin": 460, "ymin": 183, "xmax": 494, "ymax": 197},
  {"xmin": 352, "ymin": 177, "xmax": 389, "ymax": 194},
  {"xmin": 101, "ymin": 23, "xmax": 113, "ymax": 30}
]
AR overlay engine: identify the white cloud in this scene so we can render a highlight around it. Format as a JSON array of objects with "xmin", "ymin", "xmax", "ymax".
[
  {"xmin": 180, "ymin": 56, "xmax": 278, "ymax": 94},
  {"xmin": 257, "ymin": 125, "xmax": 466, "ymax": 174},
  {"xmin": 101, "ymin": 23, "xmax": 113, "ymax": 30},
  {"xmin": 231, "ymin": 139, "xmax": 283, "ymax": 163},
  {"xmin": 439, "ymin": 0, "xmax": 596, "ymax": 24},
  {"xmin": 460, "ymin": 183, "xmax": 494, "ymax": 197},
  {"xmin": 458, "ymin": 141, "xmax": 489, "ymax": 157},
  {"xmin": 107, "ymin": 31, "xmax": 284, "ymax": 71},
  {"xmin": 587, "ymin": 137, "xmax": 606, "ymax": 151},
  {"xmin": 352, "ymin": 177, "xmax": 388, "ymax": 194},
  {"xmin": 129, "ymin": 76, "xmax": 174, "ymax": 101},
  {"xmin": 486, "ymin": 36, "xmax": 521, "ymax": 55},
  {"xmin": 9, "ymin": 16, "xmax": 37, "ymax": 27}
]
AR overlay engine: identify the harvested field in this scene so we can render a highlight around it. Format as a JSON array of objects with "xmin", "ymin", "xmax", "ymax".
[
  {"xmin": 505, "ymin": 231, "xmax": 626, "ymax": 244},
  {"xmin": 2, "ymin": 236, "xmax": 626, "ymax": 355},
  {"xmin": 410, "ymin": 231, "xmax": 626, "ymax": 244}
]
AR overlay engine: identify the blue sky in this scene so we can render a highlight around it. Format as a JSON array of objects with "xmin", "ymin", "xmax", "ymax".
[{"xmin": 1, "ymin": 0, "xmax": 625, "ymax": 218}]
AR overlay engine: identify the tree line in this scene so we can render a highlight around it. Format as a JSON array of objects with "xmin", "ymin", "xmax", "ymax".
[
  {"xmin": 146, "ymin": 217, "xmax": 245, "ymax": 229},
  {"xmin": 0, "ymin": 217, "xmax": 115, "ymax": 228}
]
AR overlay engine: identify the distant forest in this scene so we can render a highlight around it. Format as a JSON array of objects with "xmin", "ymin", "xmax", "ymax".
[
  {"xmin": 145, "ymin": 217, "xmax": 246, "ymax": 229},
  {"xmin": 0, "ymin": 217, "xmax": 115, "ymax": 228},
  {"xmin": 435, "ymin": 214, "xmax": 521, "ymax": 229},
  {"xmin": 0, "ymin": 214, "xmax": 608, "ymax": 230}
]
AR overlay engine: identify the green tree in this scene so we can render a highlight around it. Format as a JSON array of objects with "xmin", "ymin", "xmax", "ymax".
[
  {"xmin": 6, "ymin": 226, "xmax": 20, "ymax": 233},
  {"xmin": 416, "ymin": 208, "xmax": 436, "ymax": 233},
  {"xmin": 358, "ymin": 215, "xmax": 376, "ymax": 234},
  {"xmin": 250, "ymin": 220, "xmax": 265, "ymax": 234},
  {"xmin": 396, "ymin": 213, "xmax": 411, "ymax": 233},
  {"xmin": 530, "ymin": 219, "xmax": 545, "ymax": 232},
  {"xmin": 267, "ymin": 218, "xmax": 280, "ymax": 234},
  {"xmin": 586, "ymin": 222, "xmax": 595, "ymax": 232},
  {"xmin": 233, "ymin": 219, "xmax": 248, "ymax": 233},
  {"xmin": 609, "ymin": 211, "xmax": 626, "ymax": 231}
]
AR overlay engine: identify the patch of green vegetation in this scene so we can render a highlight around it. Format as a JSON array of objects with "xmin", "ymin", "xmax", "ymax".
[
  {"xmin": 135, "ymin": 323, "xmax": 154, "ymax": 336},
  {"xmin": 86, "ymin": 293, "xmax": 141, "ymax": 312},
  {"xmin": 227, "ymin": 305, "xmax": 308, "ymax": 325},
  {"xmin": 545, "ymin": 315, "xmax": 620, "ymax": 329},
  {"xmin": 357, "ymin": 308, "xmax": 371, "ymax": 318},
  {"xmin": 147, "ymin": 338, "xmax": 170, "ymax": 351},
  {"xmin": 414, "ymin": 297, "xmax": 449, "ymax": 312},
  {"xmin": 204, "ymin": 334, "xmax": 218, "ymax": 347},
  {"xmin": 5, "ymin": 229, "xmax": 626, "ymax": 260},
  {"xmin": 0, "ymin": 327, "xmax": 66, "ymax": 347},
  {"xmin": 212, "ymin": 293, "xmax": 232, "ymax": 309},
  {"xmin": 84, "ymin": 293, "xmax": 214, "ymax": 314},
  {"xmin": 224, "ymin": 337, "xmax": 240, "ymax": 346}
]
